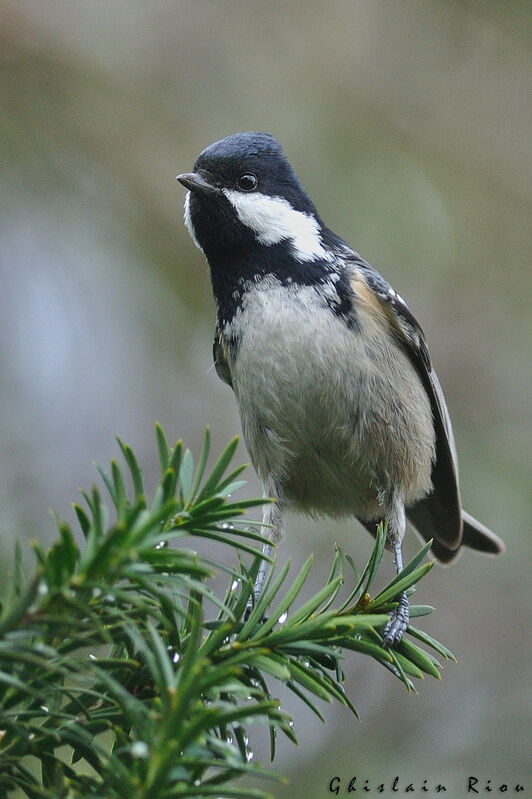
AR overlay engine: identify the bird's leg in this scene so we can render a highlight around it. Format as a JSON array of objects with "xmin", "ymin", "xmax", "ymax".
[
  {"xmin": 246, "ymin": 484, "xmax": 283, "ymax": 615},
  {"xmin": 381, "ymin": 495, "xmax": 409, "ymax": 648},
  {"xmin": 254, "ymin": 488, "xmax": 283, "ymax": 602},
  {"xmin": 254, "ymin": 541, "xmax": 272, "ymax": 605},
  {"xmin": 382, "ymin": 539, "xmax": 409, "ymax": 648}
]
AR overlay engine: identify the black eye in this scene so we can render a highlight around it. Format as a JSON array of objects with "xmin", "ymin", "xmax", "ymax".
[{"xmin": 237, "ymin": 173, "xmax": 258, "ymax": 192}]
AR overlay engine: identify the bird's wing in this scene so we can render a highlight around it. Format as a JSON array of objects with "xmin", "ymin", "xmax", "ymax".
[
  {"xmin": 349, "ymin": 256, "xmax": 463, "ymax": 550},
  {"xmin": 213, "ymin": 325, "xmax": 233, "ymax": 388}
]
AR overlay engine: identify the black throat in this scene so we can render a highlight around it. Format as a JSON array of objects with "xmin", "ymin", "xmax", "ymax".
[{"xmin": 205, "ymin": 237, "xmax": 357, "ymax": 333}]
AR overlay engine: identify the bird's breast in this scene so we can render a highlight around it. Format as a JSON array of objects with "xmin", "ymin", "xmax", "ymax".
[{"xmin": 223, "ymin": 279, "xmax": 435, "ymax": 518}]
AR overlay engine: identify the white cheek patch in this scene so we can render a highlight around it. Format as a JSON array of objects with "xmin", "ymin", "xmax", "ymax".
[
  {"xmin": 223, "ymin": 189, "xmax": 333, "ymax": 263},
  {"xmin": 183, "ymin": 192, "xmax": 203, "ymax": 251}
]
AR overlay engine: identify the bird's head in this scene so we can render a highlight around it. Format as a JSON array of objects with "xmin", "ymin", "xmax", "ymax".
[{"xmin": 177, "ymin": 132, "xmax": 332, "ymax": 263}]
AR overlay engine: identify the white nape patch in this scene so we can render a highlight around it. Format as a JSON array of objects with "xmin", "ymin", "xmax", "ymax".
[
  {"xmin": 183, "ymin": 192, "xmax": 203, "ymax": 251},
  {"xmin": 223, "ymin": 189, "xmax": 333, "ymax": 263}
]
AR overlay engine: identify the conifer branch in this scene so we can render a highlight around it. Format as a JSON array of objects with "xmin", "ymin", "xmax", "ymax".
[{"xmin": 0, "ymin": 426, "xmax": 454, "ymax": 798}]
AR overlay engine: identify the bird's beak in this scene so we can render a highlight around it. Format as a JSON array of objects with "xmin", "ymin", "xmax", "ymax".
[{"xmin": 176, "ymin": 172, "xmax": 220, "ymax": 196}]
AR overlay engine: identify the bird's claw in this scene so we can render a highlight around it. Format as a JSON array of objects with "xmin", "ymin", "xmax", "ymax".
[
  {"xmin": 382, "ymin": 591, "xmax": 409, "ymax": 648},
  {"xmin": 243, "ymin": 599, "xmax": 254, "ymax": 622},
  {"xmin": 243, "ymin": 598, "xmax": 268, "ymax": 625}
]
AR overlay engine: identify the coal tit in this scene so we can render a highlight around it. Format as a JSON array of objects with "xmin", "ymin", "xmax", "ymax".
[{"xmin": 177, "ymin": 132, "xmax": 504, "ymax": 647}]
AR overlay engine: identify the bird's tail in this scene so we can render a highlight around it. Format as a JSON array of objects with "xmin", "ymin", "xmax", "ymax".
[
  {"xmin": 424, "ymin": 510, "xmax": 505, "ymax": 564},
  {"xmin": 461, "ymin": 510, "xmax": 505, "ymax": 553}
]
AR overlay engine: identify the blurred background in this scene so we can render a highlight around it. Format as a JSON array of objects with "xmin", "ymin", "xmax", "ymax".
[{"xmin": 1, "ymin": 1, "xmax": 530, "ymax": 796}]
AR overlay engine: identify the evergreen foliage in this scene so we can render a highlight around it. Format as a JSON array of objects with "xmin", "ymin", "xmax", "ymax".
[{"xmin": 0, "ymin": 426, "xmax": 455, "ymax": 798}]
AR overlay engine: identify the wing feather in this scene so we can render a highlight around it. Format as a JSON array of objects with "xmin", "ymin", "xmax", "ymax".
[
  {"xmin": 352, "ymin": 259, "xmax": 463, "ymax": 550},
  {"xmin": 213, "ymin": 325, "xmax": 233, "ymax": 388}
]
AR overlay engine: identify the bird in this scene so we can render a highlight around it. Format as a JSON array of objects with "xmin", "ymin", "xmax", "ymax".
[{"xmin": 176, "ymin": 132, "xmax": 504, "ymax": 647}]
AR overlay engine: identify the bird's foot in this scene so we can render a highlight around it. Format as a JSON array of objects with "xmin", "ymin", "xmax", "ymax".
[
  {"xmin": 382, "ymin": 591, "xmax": 409, "ymax": 648},
  {"xmin": 243, "ymin": 597, "xmax": 268, "ymax": 624},
  {"xmin": 244, "ymin": 600, "xmax": 253, "ymax": 622}
]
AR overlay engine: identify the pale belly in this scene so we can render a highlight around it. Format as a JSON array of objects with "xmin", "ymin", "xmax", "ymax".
[{"xmin": 228, "ymin": 284, "xmax": 435, "ymax": 520}]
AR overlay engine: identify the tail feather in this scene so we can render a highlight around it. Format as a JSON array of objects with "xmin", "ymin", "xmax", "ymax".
[
  {"xmin": 461, "ymin": 510, "xmax": 505, "ymax": 555},
  {"xmin": 408, "ymin": 509, "xmax": 504, "ymax": 564}
]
